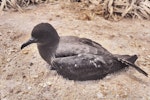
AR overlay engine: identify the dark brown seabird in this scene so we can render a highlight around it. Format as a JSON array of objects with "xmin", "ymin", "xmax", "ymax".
[{"xmin": 21, "ymin": 23, "xmax": 148, "ymax": 81}]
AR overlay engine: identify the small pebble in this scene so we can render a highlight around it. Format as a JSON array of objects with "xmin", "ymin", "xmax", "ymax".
[
  {"xmin": 46, "ymin": 81, "xmax": 52, "ymax": 86},
  {"xmin": 142, "ymin": 47, "xmax": 146, "ymax": 51},
  {"xmin": 0, "ymin": 32, "xmax": 2, "ymax": 36},
  {"xmin": 30, "ymin": 62, "xmax": 34, "ymax": 66},
  {"xmin": 32, "ymin": 75, "xmax": 38, "ymax": 78},
  {"xmin": 39, "ymin": 83, "xmax": 47, "ymax": 87},
  {"xmin": 105, "ymin": 75, "xmax": 112, "ymax": 79},
  {"xmin": 97, "ymin": 92, "xmax": 104, "ymax": 98},
  {"xmin": 90, "ymin": 0, "xmax": 100, "ymax": 5},
  {"xmin": 6, "ymin": 58, "xmax": 11, "ymax": 62},
  {"xmin": 22, "ymin": 50, "xmax": 29, "ymax": 54},
  {"xmin": 27, "ymin": 86, "xmax": 32, "ymax": 90}
]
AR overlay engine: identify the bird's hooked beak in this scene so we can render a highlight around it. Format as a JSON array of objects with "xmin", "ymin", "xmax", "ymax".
[{"xmin": 21, "ymin": 37, "xmax": 37, "ymax": 49}]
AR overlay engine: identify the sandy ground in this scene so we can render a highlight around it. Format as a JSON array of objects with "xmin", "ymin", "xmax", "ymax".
[{"xmin": 0, "ymin": 1, "xmax": 150, "ymax": 100}]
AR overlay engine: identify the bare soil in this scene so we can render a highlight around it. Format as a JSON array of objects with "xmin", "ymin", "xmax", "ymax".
[{"xmin": 0, "ymin": 1, "xmax": 150, "ymax": 100}]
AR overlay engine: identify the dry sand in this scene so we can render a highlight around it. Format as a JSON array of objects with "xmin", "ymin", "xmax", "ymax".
[{"xmin": 0, "ymin": 1, "xmax": 150, "ymax": 100}]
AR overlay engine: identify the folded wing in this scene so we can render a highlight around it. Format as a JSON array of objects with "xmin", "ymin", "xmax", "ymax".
[{"xmin": 53, "ymin": 54, "xmax": 126, "ymax": 80}]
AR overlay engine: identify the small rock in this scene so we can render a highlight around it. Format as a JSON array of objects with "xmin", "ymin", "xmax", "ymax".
[
  {"xmin": 8, "ymin": 51, "xmax": 12, "ymax": 55},
  {"xmin": 89, "ymin": 0, "xmax": 100, "ymax": 5},
  {"xmin": 142, "ymin": 47, "xmax": 146, "ymax": 51},
  {"xmin": 116, "ymin": 94, "xmax": 119, "ymax": 98},
  {"xmin": 30, "ymin": 62, "xmax": 34, "ymax": 66},
  {"xmin": 122, "ymin": 93, "xmax": 128, "ymax": 98},
  {"xmin": 22, "ymin": 75, "xmax": 26, "ymax": 79},
  {"xmin": 15, "ymin": 90, "xmax": 22, "ymax": 94},
  {"xmin": 56, "ymin": 14, "xmax": 60, "ymax": 17},
  {"xmin": 97, "ymin": 92, "xmax": 104, "ymax": 98},
  {"xmin": 46, "ymin": 81, "xmax": 52, "ymax": 86},
  {"xmin": 39, "ymin": 81, "xmax": 52, "ymax": 87},
  {"xmin": 6, "ymin": 74, "xmax": 13, "ymax": 80},
  {"xmin": 1, "ymin": 98, "xmax": 7, "ymax": 100},
  {"xmin": 105, "ymin": 75, "xmax": 112, "ymax": 79},
  {"xmin": 32, "ymin": 75, "xmax": 38, "ymax": 78},
  {"xmin": 143, "ymin": 84, "xmax": 146, "ymax": 88},
  {"xmin": 39, "ymin": 83, "xmax": 47, "ymax": 87},
  {"xmin": 8, "ymin": 48, "xmax": 17, "ymax": 54},
  {"xmin": 147, "ymin": 55, "xmax": 150, "ymax": 58},
  {"xmin": 104, "ymin": 86, "xmax": 108, "ymax": 90},
  {"xmin": 10, "ymin": 48, "xmax": 16, "ymax": 52},
  {"xmin": 27, "ymin": 86, "xmax": 32, "ymax": 90},
  {"xmin": 22, "ymin": 50, "xmax": 29, "ymax": 54},
  {"xmin": 6, "ymin": 58, "xmax": 11, "ymax": 62},
  {"xmin": 0, "ymin": 32, "xmax": 2, "ymax": 36}
]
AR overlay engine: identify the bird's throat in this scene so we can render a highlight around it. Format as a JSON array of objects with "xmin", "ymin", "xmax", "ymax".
[{"xmin": 37, "ymin": 43, "xmax": 58, "ymax": 65}]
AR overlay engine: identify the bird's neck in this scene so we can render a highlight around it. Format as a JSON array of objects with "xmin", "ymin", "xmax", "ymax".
[{"xmin": 37, "ymin": 42, "xmax": 58, "ymax": 65}]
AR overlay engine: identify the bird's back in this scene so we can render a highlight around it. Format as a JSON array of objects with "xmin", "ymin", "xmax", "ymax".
[{"xmin": 55, "ymin": 36, "xmax": 112, "ymax": 57}]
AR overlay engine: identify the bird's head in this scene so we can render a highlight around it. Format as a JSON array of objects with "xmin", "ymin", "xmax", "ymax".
[{"xmin": 21, "ymin": 23, "xmax": 60, "ymax": 49}]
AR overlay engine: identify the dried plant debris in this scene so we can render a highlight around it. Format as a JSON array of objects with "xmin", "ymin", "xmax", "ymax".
[
  {"xmin": 71, "ymin": 0, "xmax": 150, "ymax": 20},
  {"xmin": 101, "ymin": 0, "xmax": 150, "ymax": 20},
  {"xmin": 0, "ymin": 0, "xmax": 150, "ymax": 20},
  {"xmin": 0, "ymin": 0, "xmax": 49, "ymax": 11}
]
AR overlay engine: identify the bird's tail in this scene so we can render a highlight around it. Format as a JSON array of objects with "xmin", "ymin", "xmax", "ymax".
[{"xmin": 115, "ymin": 55, "xmax": 148, "ymax": 77}]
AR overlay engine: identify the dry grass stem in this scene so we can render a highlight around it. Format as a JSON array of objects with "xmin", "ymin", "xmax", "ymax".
[{"xmin": 0, "ymin": 0, "xmax": 150, "ymax": 20}]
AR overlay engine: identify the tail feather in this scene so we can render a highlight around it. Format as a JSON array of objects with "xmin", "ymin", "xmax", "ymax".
[{"xmin": 117, "ymin": 57, "xmax": 148, "ymax": 77}]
